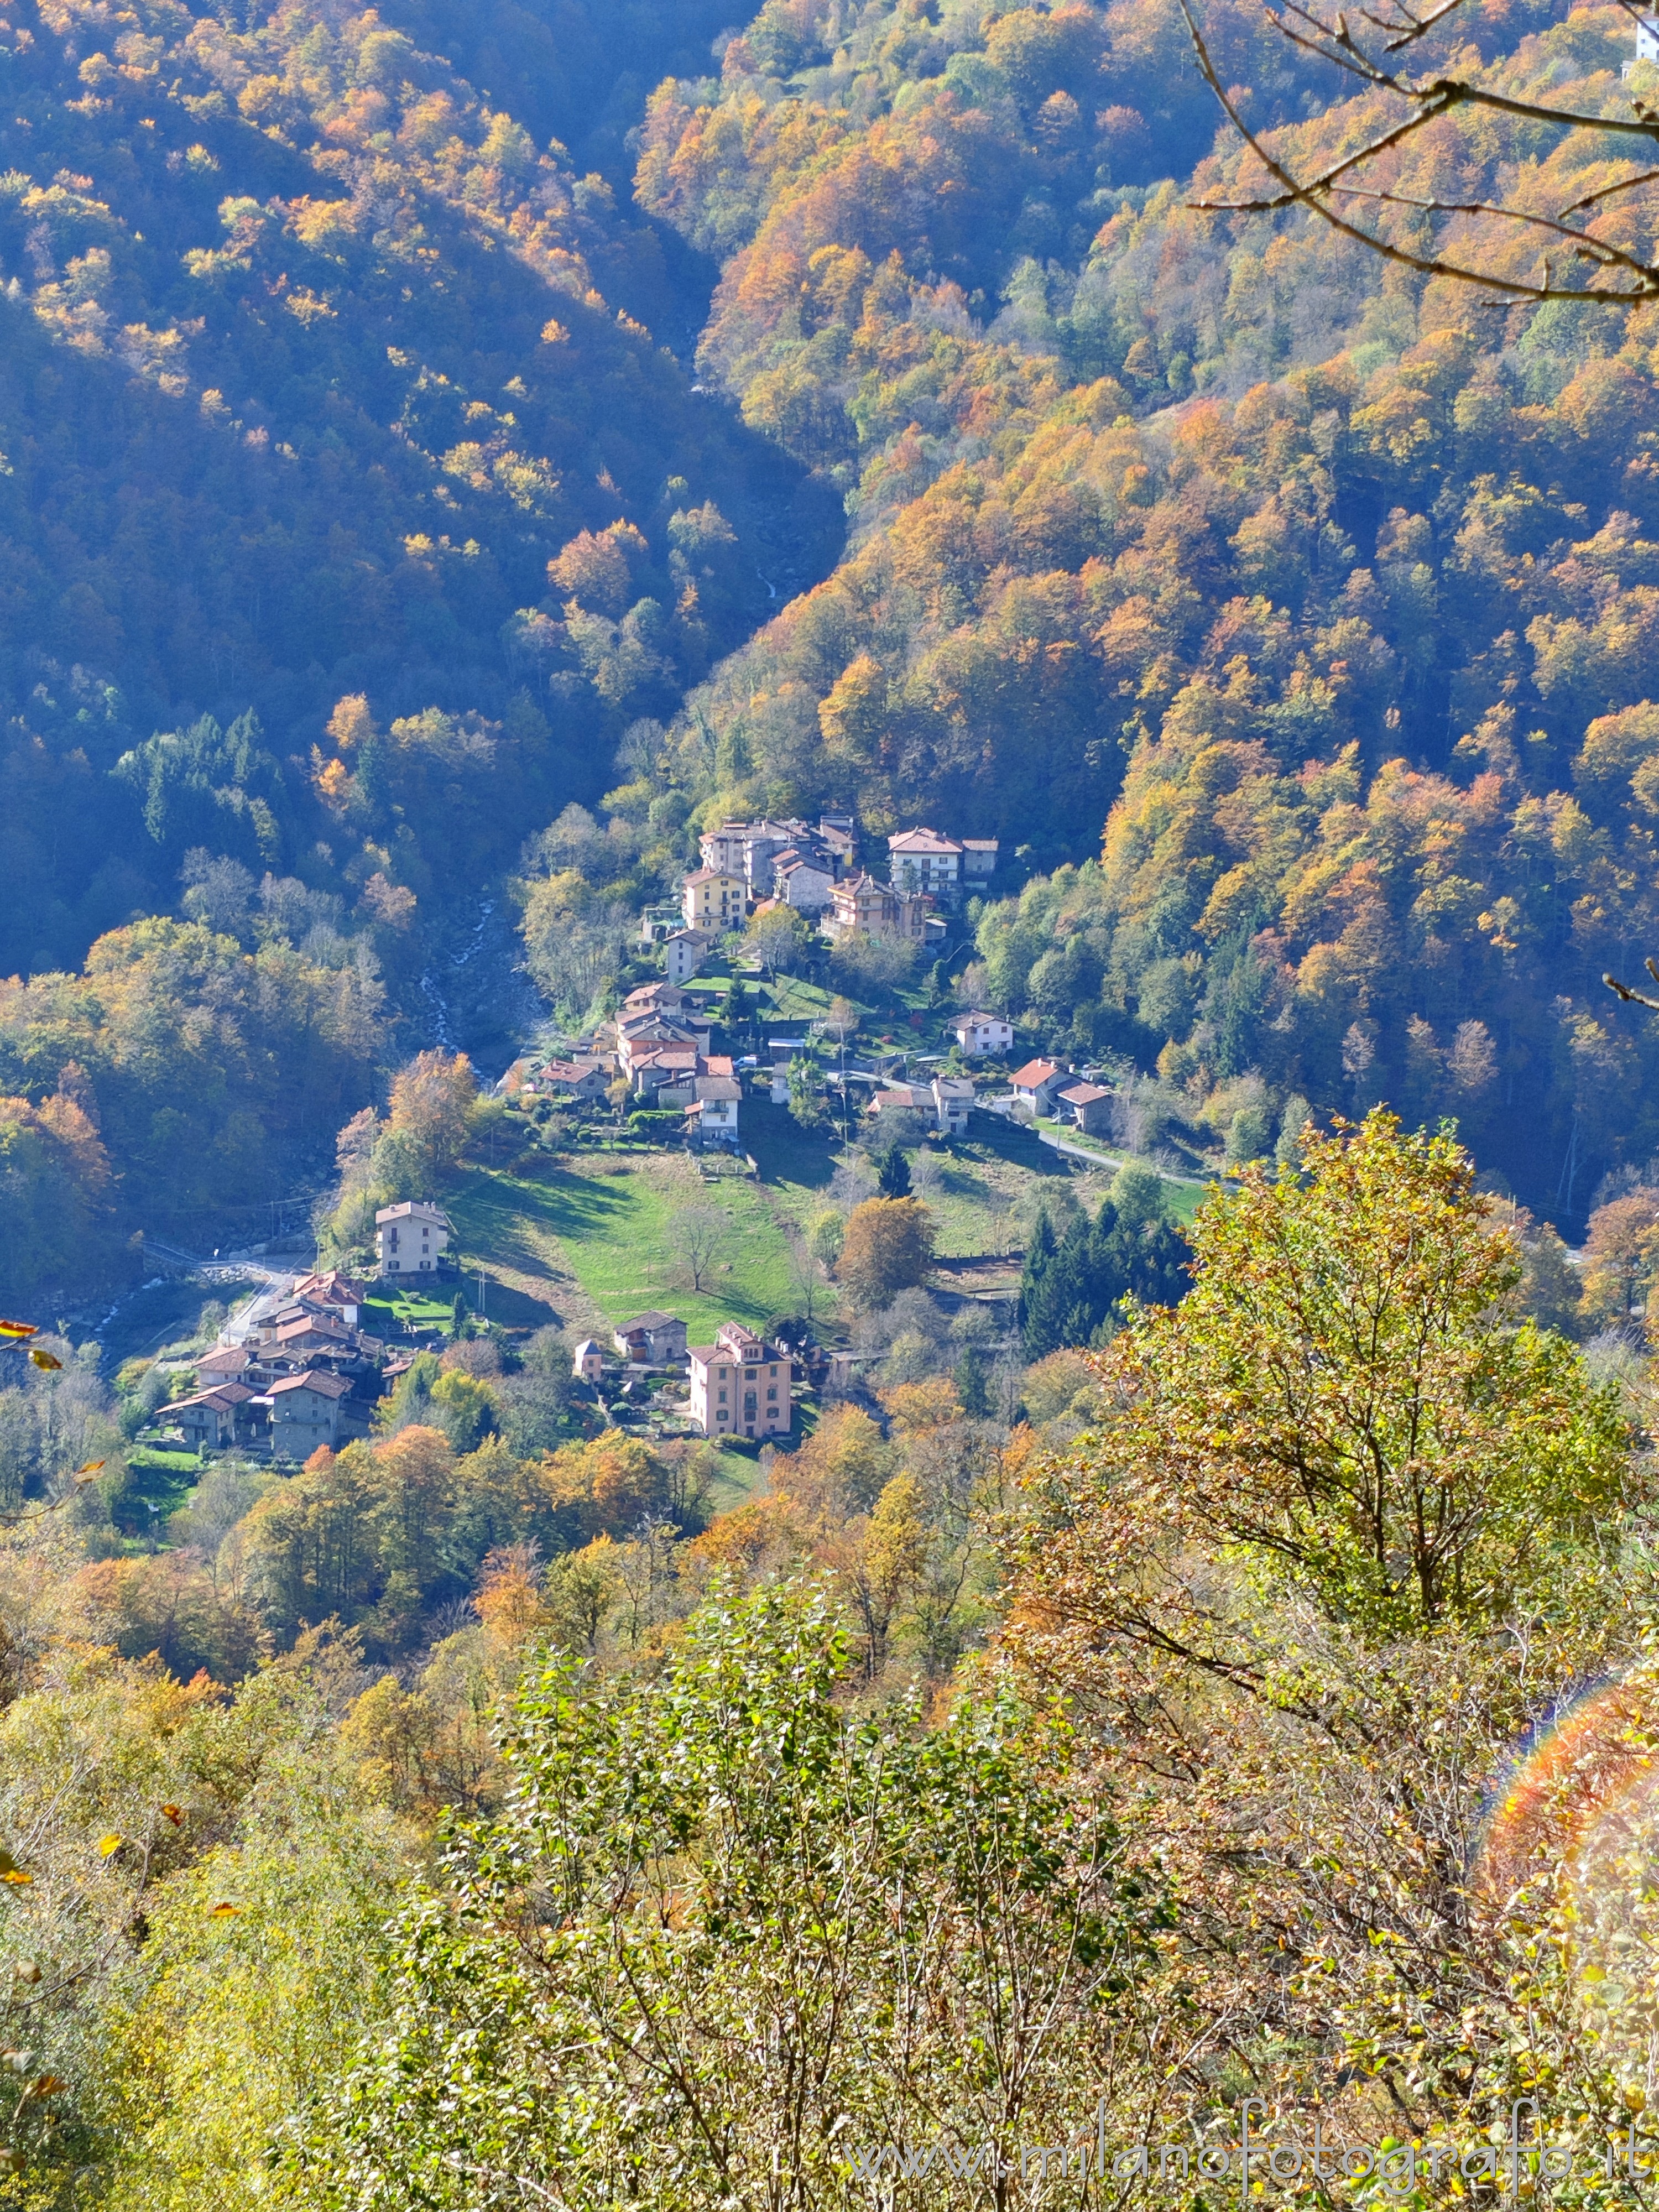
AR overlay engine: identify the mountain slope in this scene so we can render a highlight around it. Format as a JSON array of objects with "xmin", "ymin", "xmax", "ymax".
[
  {"xmin": 0, "ymin": 0, "xmax": 839, "ymax": 977},
  {"xmin": 610, "ymin": 0, "xmax": 1659, "ymax": 1213}
]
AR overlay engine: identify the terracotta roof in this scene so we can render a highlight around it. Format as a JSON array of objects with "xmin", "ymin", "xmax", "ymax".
[
  {"xmin": 684, "ymin": 867, "xmax": 740, "ymax": 887},
  {"xmin": 277, "ymin": 1314, "xmax": 348, "ymax": 1342},
  {"xmin": 1011, "ymin": 1059, "xmax": 1062, "ymax": 1088},
  {"xmin": 889, "ymin": 827, "xmax": 962, "ymax": 855},
  {"xmin": 268, "ymin": 1370, "xmax": 354, "ymax": 1400},
  {"xmin": 1058, "ymin": 1082, "xmax": 1113, "ymax": 1106},
  {"xmin": 159, "ymin": 1383, "xmax": 255, "ymax": 1417},
  {"xmin": 197, "ymin": 1347, "xmax": 252, "ymax": 1376}
]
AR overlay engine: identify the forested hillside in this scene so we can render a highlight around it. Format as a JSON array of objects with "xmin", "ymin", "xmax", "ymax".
[
  {"xmin": 10, "ymin": 0, "xmax": 1659, "ymax": 1258},
  {"xmin": 613, "ymin": 0, "xmax": 1659, "ymax": 1213},
  {"xmin": 0, "ymin": 0, "xmax": 837, "ymax": 980}
]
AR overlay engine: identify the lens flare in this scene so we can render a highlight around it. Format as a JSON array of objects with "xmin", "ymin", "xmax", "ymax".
[
  {"xmin": 1477, "ymin": 1670, "xmax": 1659, "ymax": 1912},
  {"xmin": 1476, "ymin": 1660, "xmax": 1659, "ymax": 2080}
]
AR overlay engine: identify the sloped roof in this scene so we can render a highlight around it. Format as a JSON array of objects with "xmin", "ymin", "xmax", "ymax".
[
  {"xmin": 889, "ymin": 827, "xmax": 962, "ymax": 855},
  {"xmin": 1011, "ymin": 1059, "xmax": 1062, "ymax": 1087},
  {"xmin": 268, "ymin": 1370, "xmax": 353, "ymax": 1400},
  {"xmin": 1058, "ymin": 1082, "xmax": 1113, "ymax": 1106}
]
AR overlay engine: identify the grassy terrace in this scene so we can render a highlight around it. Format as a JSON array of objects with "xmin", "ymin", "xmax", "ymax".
[
  {"xmin": 1032, "ymin": 1118, "xmax": 1210, "ymax": 1224},
  {"xmin": 445, "ymin": 1096, "xmax": 1212, "ymax": 1343},
  {"xmin": 447, "ymin": 1146, "xmax": 797, "ymax": 1340}
]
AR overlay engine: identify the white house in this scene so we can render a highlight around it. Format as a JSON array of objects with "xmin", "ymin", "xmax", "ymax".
[
  {"xmin": 665, "ymin": 927, "xmax": 711, "ymax": 984},
  {"xmin": 953, "ymin": 1010, "xmax": 1014, "ymax": 1056},
  {"xmin": 686, "ymin": 1074, "xmax": 742, "ymax": 1147},
  {"xmin": 1629, "ymin": 15, "xmax": 1659, "ymax": 70},
  {"xmin": 888, "ymin": 827, "xmax": 963, "ymax": 897},
  {"xmin": 1010, "ymin": 1059, "xmax": 1071, "ymax": 1117},
  {"xmin": 688, "ymin": 1321, "xmax": 792, "ymax": 1439},
  {"xmin": 375, "ymin": 1201, "xmax": 452, "ymax": 1279},
  {"xmin": 572, "ymin": 1339, "xmax": 606, "ymax": 1381}
]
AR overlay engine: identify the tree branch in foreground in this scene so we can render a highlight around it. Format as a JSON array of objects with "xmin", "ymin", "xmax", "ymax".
[{"xmin": 1180, "ymin": 0, "xmax": 1659, "ymax": 301}]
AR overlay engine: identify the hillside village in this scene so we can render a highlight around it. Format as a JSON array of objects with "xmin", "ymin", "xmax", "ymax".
[
  {"xmin": 134, "ymin": 812, "xmax": 1165, "ymax": 1469},
  {"xmin": 512, "ymin": 815, "xmax": 1125, "ymax": 1162}
]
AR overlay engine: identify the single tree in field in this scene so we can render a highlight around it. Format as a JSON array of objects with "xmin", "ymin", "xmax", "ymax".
[
  {"xmin": 743, "ymin": 904, "xmax": 813, "ymax": 982},
  {"xmin": 669, "ymin": 1203, "xmax": 726, "ymax": 1293},
  {"xmin": 836, "ymin": 1197, "xmax": 935, "ymax": 1312},
  {"xmin": 785, "ymin": 1232, "xmax": 830, "ymax": 1327},
  {"xmin": 875, "ymin": 1144, "xmax": 911, "ymax": 1199}
]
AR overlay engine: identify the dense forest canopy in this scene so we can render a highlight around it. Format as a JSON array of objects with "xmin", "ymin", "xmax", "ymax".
[
  {"xmin": 0, "ymin": 0, "xmax": 839, "ymax": 981},
  {"xmin": 7, "ymin": 0, "xmax": 1659, "ymax": 1249},
  {"xmin": 3, "ymin": 2, "xmax": 1659, "ymax": 2206}
]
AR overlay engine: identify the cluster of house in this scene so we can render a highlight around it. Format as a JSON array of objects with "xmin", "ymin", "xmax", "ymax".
[
  {"xmin": 154, "ymin": 1269, "xmax": 389, "ymax": 1460},
  {"xmin": 152, "ymin": 1204, "xmax": 466, "ymax": 1463},
  {"xmin": 527, "ymin": 982, "xmax": 744, "ymax": 1147},
  {"xmin": 1007, "ymin": 1057, "xmax": 1116, "ymax": 1136},
  {"xmin": 570, "ymin": 1311, "xmax": 797, "ymax": 1441},
  {"xmin": 676, "ymin": 818, "xmax": 999, "ymax": 964}
]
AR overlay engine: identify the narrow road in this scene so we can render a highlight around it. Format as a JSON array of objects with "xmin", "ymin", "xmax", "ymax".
[{"xmin": 1034, "ymin": 1126, "xmax": 1198, "ymax": 1186}]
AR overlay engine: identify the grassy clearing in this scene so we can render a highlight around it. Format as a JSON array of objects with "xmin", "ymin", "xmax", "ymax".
[
  {"xmin": 447, "ymin": 1099, "xmax": 1210, "ymax": 1352},
  {"xmin": 448, "ymin": 1152, "xmax": 798, "ymax": 1339},
  {"xmin": 362, "ymin": 1290, "xmax": 453, "ymax": 1329}
]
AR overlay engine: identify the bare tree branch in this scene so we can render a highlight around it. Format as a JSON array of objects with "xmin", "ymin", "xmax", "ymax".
[
  {"xmin": 1181, "ymin": 0, "xmax": 1659, "ymax": 302},
  {"xmin": 1605, "ymin": 958, "xmax": 1659, "ymax": 1013}
]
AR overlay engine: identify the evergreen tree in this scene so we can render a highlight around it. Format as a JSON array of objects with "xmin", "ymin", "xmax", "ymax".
[
  {"xmin": 876, "ymin": 1145, "xmax": 912, "ymax": 1199},
  {"xmin": 1019, "ymin": 1179, "xmax": 1189, "ymax": 1358},
  {"xmin": 954, "ymin": 1343, "xmax": 993, "ymax": 1418}
]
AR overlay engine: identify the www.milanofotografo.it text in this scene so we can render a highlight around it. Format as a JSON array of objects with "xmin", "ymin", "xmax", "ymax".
[{"xmin": 849, "ymin": 2100, "xmax": 1659, "ymax": 2193}]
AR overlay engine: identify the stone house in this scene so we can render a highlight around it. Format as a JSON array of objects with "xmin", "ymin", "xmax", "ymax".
[
  {"xmin": 826, "ymin": 873, "xmax": 931, "ymax": 942},
  {"xmin": 262, "ymin": 1369, "xmax": 354, "ymax": 1455},
  {"xmin": 614, "ymin": 1312, "xmax": 688, "ymax": 1363},
  {"xmin": 1056, "ymin": 1080, "xmax": 1115, "ymax": 1138}
]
